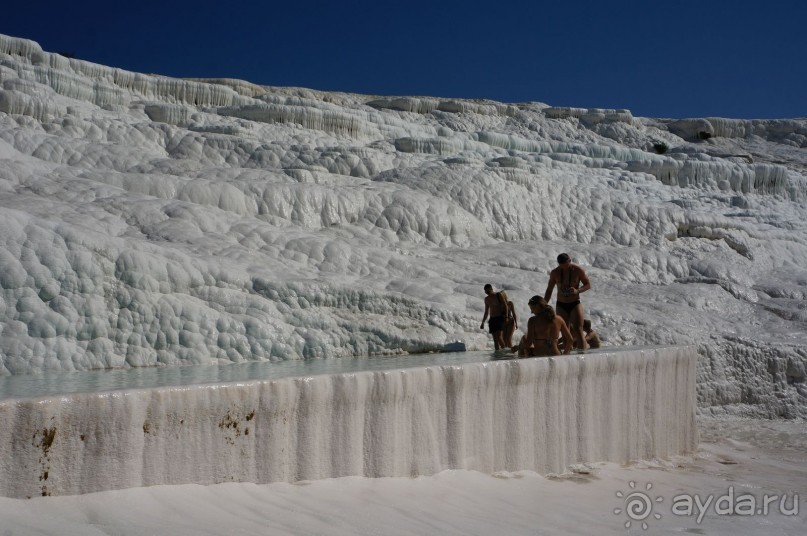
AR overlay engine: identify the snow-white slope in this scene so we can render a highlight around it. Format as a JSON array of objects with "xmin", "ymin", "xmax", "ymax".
[{"xmin": 0, "ymin": 34, "xmax": 805, "ymax": 417}]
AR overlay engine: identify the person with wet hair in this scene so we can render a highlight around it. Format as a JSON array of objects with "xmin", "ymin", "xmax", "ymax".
[
  {"xmin": 544, "ymin": 253, "xmax": 591, "ymax": 351},
  {"xmin": 559, "ymin": 318, "xmax": 601, "ymax": 351},
  {"xmin": 583, "ymin": 319, "xmax": 601, "ymax": 349},
  {"xmin": 516, "ymin": 296, "xmax": 573, "ymax": 357}
]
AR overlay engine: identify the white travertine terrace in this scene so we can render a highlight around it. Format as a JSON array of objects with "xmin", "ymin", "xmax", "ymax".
[
  {"xmin": 0, "ymin": 33, "xmax": 805, "ymax": 418},
  {"xmin": 626, "ymin": 157, "xmax": 794, "ymax": 196},
  {"xmin": 217, "ymin": 103, "xmax": 370, "ymax": 138},
  {"xmin": 545, "ymin": 106, "xmax": 634, "ymax": 126},
  {"xmin": 667, "ymin": 116, "xmax": 807, "ymax": 142},
  {"xmin": 368, "ymin": 96, "xmax": 441, "ymax": 114},
  {"xmin": 0, "ymin": 347, "xmax": 698, "ymax": 498},
  {"xmin": 368, "ymin": 96, "xmax": 518, "ymax": 117}
]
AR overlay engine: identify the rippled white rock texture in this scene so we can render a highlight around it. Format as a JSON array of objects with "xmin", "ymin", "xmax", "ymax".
[
  {"xmin": 0, "ymin": 347, "xmax": 697, "ymax": 498},
  {"xmin": 0, "ymin": 34, "xmax": 805, "ymax": 417}
]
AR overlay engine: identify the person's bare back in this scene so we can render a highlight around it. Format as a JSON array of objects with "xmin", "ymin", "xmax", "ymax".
[
  {"xmin": 523, "ymin": 296, "xmax": 573, "ymax": 357},
  {"xmin": 544, "ymin": 253, "xmax": 591, "ymax": 351}
]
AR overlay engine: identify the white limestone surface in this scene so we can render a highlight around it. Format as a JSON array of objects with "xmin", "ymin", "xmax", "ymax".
[
  {"xmin": 0, "ymin": 33, "xmax": 805, "ymax": 418},
  {"xmin": 0, "ymin": 346, "xmax": 697, "ymax": 498},
  {"xmin": 1, "ymin": 418, "xmax": 800, "ymax": 536}
]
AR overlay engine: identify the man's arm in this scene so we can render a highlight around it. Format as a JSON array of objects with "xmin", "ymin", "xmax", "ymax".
[
  {"xmin": 544, "ymin": 271, "xmax": 556, "ymax": 302},
  {"xmin": 480, "ymin": 302, "xmax": 490, "ymax": 329},
  {"xmin": 573, "ymin": 267, "xmax": 591, "ymax": 295}
]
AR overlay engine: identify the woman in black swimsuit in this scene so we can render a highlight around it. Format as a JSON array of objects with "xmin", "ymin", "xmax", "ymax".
[{"xmin": 543, "ymin": 253, "xmax": 591, "ymax": 351}]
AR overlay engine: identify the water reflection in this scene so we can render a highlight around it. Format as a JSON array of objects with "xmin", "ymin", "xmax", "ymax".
[
  {"xmin": 0, "ymin": 351, "xmax": 491, "ymax": 400},
  {"xmin": 0, "ymin": 346, "xmax": 628, "ymax": 400}
]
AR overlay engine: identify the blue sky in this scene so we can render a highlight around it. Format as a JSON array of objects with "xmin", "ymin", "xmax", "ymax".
[{"xmin": 2, "ymin": 0, "xmax": 804, "ymax": 119}]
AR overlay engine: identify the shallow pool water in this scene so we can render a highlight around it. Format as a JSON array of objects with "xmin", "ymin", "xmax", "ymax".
[{"xmin": 0, "ymin": 346, "xmax": 636, "ymax": 400}]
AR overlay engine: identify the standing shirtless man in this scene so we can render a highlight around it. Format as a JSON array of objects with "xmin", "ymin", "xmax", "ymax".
[
  {"xmin": 480, "ymin": 283, "xmax": 508, "ymax": 350},
  {"xmin": 544, "ymin": 253, "xmax": 591, "ymax": 351}
]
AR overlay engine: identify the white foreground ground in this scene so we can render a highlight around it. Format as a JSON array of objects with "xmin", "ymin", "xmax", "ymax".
[{"xmin": 1, "ymin": 418, "xmax": 803, "ymax": 536}]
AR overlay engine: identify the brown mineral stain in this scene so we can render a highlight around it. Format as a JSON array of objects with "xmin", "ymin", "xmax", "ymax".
[{"xmin": 41, "ymin": 428, "xmax": 57, "ymax": 454}]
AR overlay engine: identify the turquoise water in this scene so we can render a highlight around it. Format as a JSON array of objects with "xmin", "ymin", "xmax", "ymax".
[
  {"xmin": 0, "ymin": 346, "xmax": 631, "ymax": 401},
  {"xmin": 0, "ymin": 350, "xmax": 494, "ymax": 400}
]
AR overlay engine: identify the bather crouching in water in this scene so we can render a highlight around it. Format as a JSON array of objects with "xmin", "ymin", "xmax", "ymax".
[
  {"xmin": 514, "ymin": 296, "xmax": 574, "ymax": 357},
  {"xmin": 559, "ymin": 319, "xmax": 602, "ymax": 352}
]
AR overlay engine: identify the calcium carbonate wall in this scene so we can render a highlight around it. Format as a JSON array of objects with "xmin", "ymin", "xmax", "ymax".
[{"xmin": 0, "ymin": 346, "xmax": 697, "ymax": 498}]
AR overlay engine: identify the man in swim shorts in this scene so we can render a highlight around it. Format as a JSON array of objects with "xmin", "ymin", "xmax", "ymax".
[
  {"xmin": 544, "ymin": 253, "xmax": 591, "ymax": 351},
  {"xmin": 480, "ymin": 283, "xmax": 508, "ymax": 350}
]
